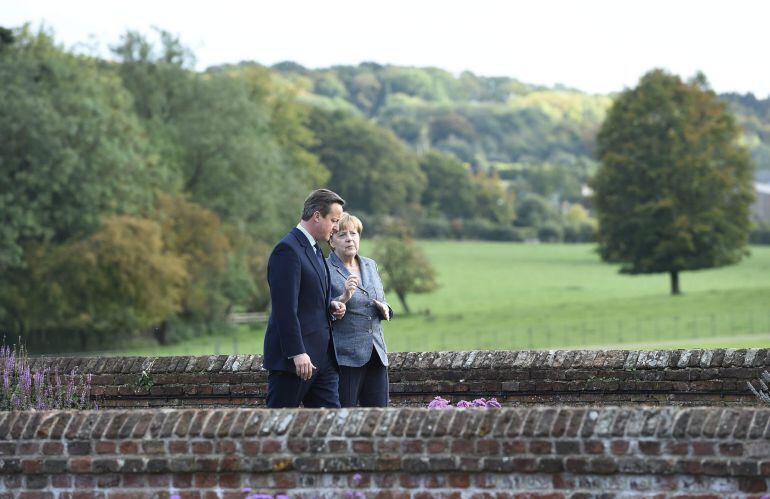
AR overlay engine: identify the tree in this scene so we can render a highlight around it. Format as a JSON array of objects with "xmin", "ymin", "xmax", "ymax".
[
  {"xmin": 1, "ymin": 216, "xmax": 187, "ymax": 351},
  {"xmin": 418, "ymin": 150, "xmax": 477, "ymax": 218},
  {"xmin": 0, "ymin": 27, "xmax": 156, "ymax": 270},
  {"xmin": 592, "ymin": 70, "xmax": 755, "ymax": 294},
  {"xmin": 307, "ymin": 108, "xmax": 426, "ymax": 216},
  {"xmin": 371, "ymin": 237, "xmax": 438, "ymax": 314}
]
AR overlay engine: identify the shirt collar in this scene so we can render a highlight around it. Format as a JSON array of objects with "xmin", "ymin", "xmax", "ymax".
[{"xmin": 296, "ymin": 223, "xmax": 317, "ymax": 247}]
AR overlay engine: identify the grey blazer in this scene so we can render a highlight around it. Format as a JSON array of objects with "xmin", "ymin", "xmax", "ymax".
[{"xmin": 327, "ymin": 251, "xmax": 391, "ymax": 367}]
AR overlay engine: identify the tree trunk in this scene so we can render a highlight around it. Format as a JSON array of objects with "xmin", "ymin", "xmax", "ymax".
[
  {"xmin": 154, "ymin": 321, "xmax": 169, "ymax": 345},
  {"xmin": 670, "ymin": 270, "xmax": 681, "ymax": 295},
  {"xmin": 396, "ymin": 291, "xmax": 410, "ymax": 314}
]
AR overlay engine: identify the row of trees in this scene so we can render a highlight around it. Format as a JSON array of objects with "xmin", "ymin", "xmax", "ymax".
[{"xmin": 0, "ymin": 27, "xmax": 524, "ymax": 351}]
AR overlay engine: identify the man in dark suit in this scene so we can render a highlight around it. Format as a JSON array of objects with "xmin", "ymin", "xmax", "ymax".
[{"xmin": 263, "ymin": 189, "xmax": 346, "ymax": 408}]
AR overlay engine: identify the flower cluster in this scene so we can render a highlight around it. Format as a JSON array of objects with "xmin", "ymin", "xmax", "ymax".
[
  {"xmin": 1, "ymin": 343, "xmax": 95, "ymax": 411},
  {"xmin": 428, "ymin": 396, "xmax": 502, "ymax": 409}
]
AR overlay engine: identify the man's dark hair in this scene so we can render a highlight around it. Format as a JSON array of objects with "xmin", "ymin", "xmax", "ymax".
[{"xmin": 301, "ymin": 189, "xmax": 345, "ymax": 221}]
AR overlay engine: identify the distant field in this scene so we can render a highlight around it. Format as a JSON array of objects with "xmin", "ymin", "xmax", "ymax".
[{"xmin": 110, "ymin": 243, "xmax": 770, "ymax": 356}]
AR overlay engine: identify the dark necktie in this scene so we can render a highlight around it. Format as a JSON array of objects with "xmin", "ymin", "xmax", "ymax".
[
  {"xmin": 314, "ymin": 243, "xmax": 325, "ymax": 270},
  {"xmin": 314, "ymin": 244, "xmax": 329, "ymax": 300}
]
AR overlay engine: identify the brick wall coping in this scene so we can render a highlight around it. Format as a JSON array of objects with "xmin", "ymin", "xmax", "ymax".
[
  {"xmin": 29, "ymin": 349, "xmax": 770, "ymax": 375},
  {"xmin": 3, "ymin": 406, "xmax": 770, "ymax": 443}
]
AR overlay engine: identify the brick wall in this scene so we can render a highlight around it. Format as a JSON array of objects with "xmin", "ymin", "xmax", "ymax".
[
  {"xmin": 30, "ymin": 349, "xmax": 770, "ymax": 408},
  {"xmin": 2, "ymin": 406, "xmax": 769, "ymax": 497}
]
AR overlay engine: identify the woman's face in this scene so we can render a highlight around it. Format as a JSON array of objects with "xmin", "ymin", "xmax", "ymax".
[{"xmin": 331, "ymin": 222, "xmax": 360, "ymax": 259}]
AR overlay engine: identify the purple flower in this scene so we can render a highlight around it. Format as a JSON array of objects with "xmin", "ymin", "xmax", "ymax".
[
  {"xmin": 471, "ymin": 398, "xmax": 488, "ymax": 407},
  {"xmin": 486, "ymin": 398, "xmax": 502, "ymax": 408},
  {"xmin": 456, "ymin": 400, "xmax": 471, "ymax": 408},
  {"xmin": 352, "ymin": 473, "xmax": 362, "ymax": 483},
  {"xmin": 427, "ymin": 396, "xmax": 450, "ymax": 409}
]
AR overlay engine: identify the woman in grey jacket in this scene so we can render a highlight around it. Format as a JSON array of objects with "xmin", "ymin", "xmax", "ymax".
[{"xmin": 327, "ymin": 213, "xmax": 392, "ymax": 407}]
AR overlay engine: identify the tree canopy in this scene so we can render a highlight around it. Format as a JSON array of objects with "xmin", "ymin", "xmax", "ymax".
[{"xmin": 592, "ymin": 70, "xmax": 755, "ymax": 294}]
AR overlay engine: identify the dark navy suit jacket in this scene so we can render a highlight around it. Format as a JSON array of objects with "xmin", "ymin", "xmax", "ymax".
[{"xmin": 263, "ymin": 227, "xmax": 336, "ymax": 372}]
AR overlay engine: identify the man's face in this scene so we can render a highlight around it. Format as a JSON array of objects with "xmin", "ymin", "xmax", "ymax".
[{"xmin": 311, "ymin": 203, "xmax": 343, "ymax": 242}]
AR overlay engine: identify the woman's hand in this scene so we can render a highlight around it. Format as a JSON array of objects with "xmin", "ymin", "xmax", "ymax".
[
  {"xmin": 373, "ymin": 300, "xmax": 390, "ymax": 321},
  {"xmin": 340, "ymin": 275, "xmax": 359, "ymax": 303}
]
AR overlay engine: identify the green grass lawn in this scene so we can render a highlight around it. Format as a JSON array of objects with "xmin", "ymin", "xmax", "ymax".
[{"xmin": 110, "ymin": 243, "xmax": 770, "ymax": 356}]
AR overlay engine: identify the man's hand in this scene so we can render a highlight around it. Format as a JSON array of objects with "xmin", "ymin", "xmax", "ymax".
[
  {"xmin": 373, "ymin": 300, "xmax": 390, "ymax": 321},
  {"xmin": 292, "ymin": 353, "xmax": 316, "ymax": 381},
  {"xmin": 330, "ymin": 300, "xmax": 346, "ymax": 320}
]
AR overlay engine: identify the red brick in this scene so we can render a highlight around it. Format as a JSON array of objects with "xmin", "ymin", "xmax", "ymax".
[
  {"xmin": 18, "ymin": 442, "xmax": 40, "ymax": 454},
  {"xmin": 692, "ymin": 442, "xmax": 715, "ymax": 456},
  {"xmin": 583, "ymin": 441, "xmax": 604, "ymax": 454},
  {"xmin": 174, "ymin": 473, "xmax": 194, "ymax": 488},
  {"xmin": 452, "ymin": 440, "xmax": 474, "ymax": 453},
  {"xmin": 448, "ymin": 473, "xmax": 471, "ymax": 488},
  {"xmin": 399, "ymin": 473, "xmax": 420, "ymax": 488},
  {"xmin": 194, "ymin": 473, "xmax": 217, "ymax": 488},
  {"xmin": 218, "ymin": 473, "xmax": 241, "ymax": 488},
  {"xmin": 611, "ymin": 440, "xmax": 630, "ymax": 455},
  {"xmin": 665, "ymin": 442, "xmax": 689, "ymax": 455},
  {"xmin": 478, "ymin": 440, "xmax": 501, "ymax": 454},
  {"xmin": 425, "ymin": 474, "xmax": 446, "ymax": 488},
  {"xmin": 191, "ymin": 441, "xmax": 214, "ymax": 454},
  {"xmin": 50, "ymin": 475, "xmax": 71, "ymax": 488},
  {"xmin": 529, "ymin": 440, "xmax": 552, "ymax": 454},
  {"xmin": 719, "ymin": 443, "xmax": 743, "ymax": 456},
  {"xmin": 374, "ymin": 473, "xmax": 398, "ymax": 488},
  {"xmin": 118, "ymin": 441, "xmax": 139, "ymax": 454},
  {"xmin": 167, "ymin": 440, "xmax": 188, "ymax": 453},
  {"xmin": 215, "ymin": 440, "xmax": 236, "ymax": 454},
  {"xmin": 402, "ymin": 439, "xmax": 423, "ymax": 453},
  {"xmin": 352, "ymin": 440, "xmax": 374, "ymax": 453},
  {"xmin": 272, "ymin": 473, "xmax": 297, "ymax": 489},
  {"xmin": 95, "ymin": 441, "xmax": 116, "ymax": 454},
  {"xmin": 147, "ymin": 474, "xmax": 170, "ymax": 487},
  {"xmin": 378, "ymin": 440, "xmax": 399, "ymax": 453},
  {"xmin": 639, "ymin": 441, "xmax": 661, "ymax": 455},
  {"xmin": 22, "ymin": 459, "xmax": 43, "ymax": 473},
  {"xmin": 328, "ymin": 439, "xmax": 348, "ymax": 453},
  {"xmin": 503, "ymin": 440, "xmax": 528, "ymax": 454}
]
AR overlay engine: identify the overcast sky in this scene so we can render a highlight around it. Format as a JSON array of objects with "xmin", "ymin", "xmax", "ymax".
[{"xmin": 6, "ymin": 0, "xmax": 770, "ymax": 97}]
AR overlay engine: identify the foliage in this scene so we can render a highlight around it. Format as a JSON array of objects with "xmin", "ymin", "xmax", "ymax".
[
  {"xmin": 307, "ymin": 108, "xmax": 426, "ymax": 216},
  {"xmin": 1, "ymin": 343, "xmax": 95, "ymax": 410},
  {"xmin": 592, "ymin": 70, "xmax": 755, "ymax": 294},
  {"xmin": 0, "ymin": 27, "xmax": 155, "ymax": 270},
  {"xmin": 418, "ymin": 150, "xmax": 477, "ymax": 218},
  {"xmin": 370, "ymin": 237, "xmax": 438, "ymax": 314}
]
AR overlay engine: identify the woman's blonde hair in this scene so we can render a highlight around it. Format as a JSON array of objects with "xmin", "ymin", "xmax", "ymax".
[{"xmin": 337, "ymin": 213, "xmax": 363, "ymax": 235}]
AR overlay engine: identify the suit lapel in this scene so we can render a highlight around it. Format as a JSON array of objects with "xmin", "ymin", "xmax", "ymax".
[
  {"xmin": 293, "ymin": 228, "xmax": 329, "ymax": 299},
  {"xmin": 328, "ymin": 251, "xmax": 348, "ymax": 280}
]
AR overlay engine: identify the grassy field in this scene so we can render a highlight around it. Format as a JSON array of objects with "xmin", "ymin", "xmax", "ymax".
[{"xmin": 110, "ymin": 243, "xmax": 770, "ymax": 356}]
